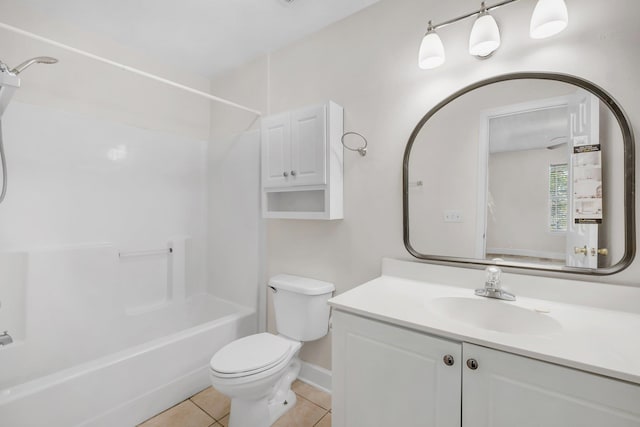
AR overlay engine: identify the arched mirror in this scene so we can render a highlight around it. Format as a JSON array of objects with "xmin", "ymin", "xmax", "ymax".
[{"xmin": 403, "ymin": 73, "xmax": 635, "ymax": 275}]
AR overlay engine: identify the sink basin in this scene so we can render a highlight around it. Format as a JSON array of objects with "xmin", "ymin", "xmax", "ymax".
[{"xmin": 426, "ymin": 296, "xmax": 562, "ymax": 335}]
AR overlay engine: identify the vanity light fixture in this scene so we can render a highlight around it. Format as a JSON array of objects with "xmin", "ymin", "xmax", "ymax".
[
  {"xmin": 418, "ymin": 0, "xmax": 569, "ymax": 69},
  {"xmin": 469, "ymin": 3, "xmax": 501, "ymax": 57},
  {"xmin": 418, "ymin": 21, "xmax": 446, "ymax": 69},
  {"xmin": 530, "ymin": 0, "xmax": 569, "ymax": 39}
]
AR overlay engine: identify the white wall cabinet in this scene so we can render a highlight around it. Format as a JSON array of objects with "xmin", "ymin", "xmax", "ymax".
[
  {"xmin": 332, "ymin": 311, "xmax": 640, "ymax": 427},
  {"xmin": 260, "ymin": 101, "xmax": 343, "ymax": 220},
  {"xmin": 261, "ymin": 111, "xmax": 292, "ymax": 189}
]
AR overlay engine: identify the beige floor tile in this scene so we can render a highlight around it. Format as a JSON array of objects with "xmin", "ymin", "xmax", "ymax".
[
  {"xmin": 138, "ymin": 400, "xmax": 214, "ymax": 427},
  {"xmin": 217, "ymin": 414, "xmax": 229, "ymax": 427},
  {"xmin": 314, "ymin": 412, "xmax": 332, "ymax": 427},
  {"xmin": 292, "ymin": 380, "xmax": 332, "ymax": 410},
  {"xmin": 190, "ymin": 387, "xmax": 231, "ymax": 420},
  {"xmin": 272, "ymin": 396, "xmax": 328, "ymax": 427}
]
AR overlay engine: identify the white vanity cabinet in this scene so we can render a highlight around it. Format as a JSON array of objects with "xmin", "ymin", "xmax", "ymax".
[
  {"xmin": 260, "ymin": 101, "xmax": 343, "ymax": 219},
  {"xmin": 332, "ymin": 311, "xmax": 462, "ymax": 427},
  {"xmin": 332, "ymin": 311, "xmax": 640, "ymax": 427},
  {"xmin": 463, "ymin": 343, "xmax": 640, "ymax": 427}
]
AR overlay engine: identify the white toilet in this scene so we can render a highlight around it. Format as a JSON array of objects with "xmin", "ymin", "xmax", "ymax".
[{"xmin": 209, "ymin": 274, "xmax": 335, "ymax": 427}]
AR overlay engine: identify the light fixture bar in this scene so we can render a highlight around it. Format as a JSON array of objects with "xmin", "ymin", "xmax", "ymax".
[{"xmin": 430, "ymin": 0, "xmax": 523, "ymax": 30}]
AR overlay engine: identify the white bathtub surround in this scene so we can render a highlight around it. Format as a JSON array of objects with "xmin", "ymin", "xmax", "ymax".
[
  {"xmin": 0, "ymin": 100, "xmax": 262, "ymax": 426},
  {"xmin": 207, "ymin": 130, "xmax": 265, "ymax": 320},
  {"xmin": 0, "ymin": 102, "xmax": 207, "ymax": 288},
  {"xmin": 0, "ymin": 252, "xmax": 27, "ymax": 342},
  {"xmin": 330, "ymin": 258, "xmax": 640, "ymax": 384},
  {"xmin": 0, "ymin": 295, "xmax": 255, "ymax": 427}
]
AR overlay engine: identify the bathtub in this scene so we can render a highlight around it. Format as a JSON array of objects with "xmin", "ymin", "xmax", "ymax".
[{"xmin": 0, "ymin": 294, "xmax": 256, "ymax": 426}]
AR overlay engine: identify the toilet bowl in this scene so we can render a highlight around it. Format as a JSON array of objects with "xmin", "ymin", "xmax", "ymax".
[
  {"xmin": 210, "ymin": 333, "xmax": 302, "ymax": 427},
  {"xmin": 209, "ymin": 274, "xmax": 334, "ymax": 427}
]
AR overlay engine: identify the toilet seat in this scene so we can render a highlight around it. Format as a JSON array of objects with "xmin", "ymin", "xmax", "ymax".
[{"xmin": 210, "ymin": 333, "xmax": 298, "ymax": 379}]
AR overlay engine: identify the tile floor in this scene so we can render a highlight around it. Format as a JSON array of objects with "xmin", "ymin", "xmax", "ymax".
[{"xmin": 138, "ymin": 380, "xmax": 331, "ymax": 427}]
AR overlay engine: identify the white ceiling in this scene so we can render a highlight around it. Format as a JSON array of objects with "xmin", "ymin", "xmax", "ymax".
[
  {"xmin": 19, "ymin": 0, "xmax": 380, "ymax": 77},
  {"xmin": 489, "ymin": 106, "xmax": 569, "ymax": 154}
]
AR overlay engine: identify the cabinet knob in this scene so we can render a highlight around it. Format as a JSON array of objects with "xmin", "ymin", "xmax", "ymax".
[
  {"xmin": 283, "ymin": 171, "xmax": 289, "ymax": 177},
  {"xmin": 291, "ymin": 170, "xmax": 296, "ymax": 176},
  {"xmin": 466, "ymin": 358, "xmax": 479, "ymax": 370},
  {"xmin": 443, "ymin": 354, "xmax": 455, "ymax": 366}
]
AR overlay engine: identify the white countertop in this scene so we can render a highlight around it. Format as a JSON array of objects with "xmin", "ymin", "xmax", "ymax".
[{"xmin": 329, "ymin": 264, "xmax": 640, "ymax": 385}]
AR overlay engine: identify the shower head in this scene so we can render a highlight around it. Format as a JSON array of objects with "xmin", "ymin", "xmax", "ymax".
[
  {"xmin": 0, "ymin": 56, "xmax": 57, "ymax": 118},
  {"xmin": 10, "ymin": 56, "xmax": 58, "ymax": 75}
]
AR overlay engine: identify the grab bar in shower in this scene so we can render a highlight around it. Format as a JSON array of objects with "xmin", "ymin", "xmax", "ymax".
[{"xmin": 118, "ymin": 247, "xmax": 173, "ymax": 259}]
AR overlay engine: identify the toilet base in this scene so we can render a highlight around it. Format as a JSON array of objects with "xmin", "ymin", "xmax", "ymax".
[
  {"xmin": 226, "ymin": 358, "xmax": 301, "ymax": 427},
  {"xmin": 227, "ymin": 389, "xmax": 297, "ymax": 427},
  {"xmin": 268, "ymin": 389, "xmax": 297, "ymax": 424}
]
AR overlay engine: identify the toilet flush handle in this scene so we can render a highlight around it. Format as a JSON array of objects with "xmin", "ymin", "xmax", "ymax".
[{"xmin": 268, "ymin": 286, "xmax": 278, "ymax": 293}]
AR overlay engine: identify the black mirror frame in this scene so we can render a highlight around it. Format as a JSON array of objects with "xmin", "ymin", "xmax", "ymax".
[{"xmin": 403, "ymin": 72, "xmax": 635, "ymax": 275}]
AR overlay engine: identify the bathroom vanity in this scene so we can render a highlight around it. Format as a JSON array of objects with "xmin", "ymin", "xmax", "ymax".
[{"xmin": 329, "ymin": 259, "xmax": 640, "ymax": 427}]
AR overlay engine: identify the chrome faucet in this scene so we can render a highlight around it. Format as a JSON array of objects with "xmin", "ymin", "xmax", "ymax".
[
  {"xmin": 475, "ymin": 266, "xmax": 515, "ymax": 301},
  {"xmin": 0, "ymin": 331, "xmax": 13, "ymax": 346}
]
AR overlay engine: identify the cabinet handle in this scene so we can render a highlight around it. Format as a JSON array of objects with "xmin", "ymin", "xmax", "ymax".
[
  {"xmin": 466, "ymin": 358, "xmax": 479, "ymax": 370},
  {"xmin": 283, "ymin": 171, "xmax": 289, "ymax": 177},
  {"xmin": 443, "ymin": 354, "xmax": 455, "ymax": 366},
  {"xmin": 291, "ymin": 170, "xmax": 296, "ymax": 176}
]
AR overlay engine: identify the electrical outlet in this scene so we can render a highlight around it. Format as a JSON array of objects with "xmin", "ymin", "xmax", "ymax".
[{"xmin": 443, "ymin": 210, "xmax": 463, "ymax": 223}]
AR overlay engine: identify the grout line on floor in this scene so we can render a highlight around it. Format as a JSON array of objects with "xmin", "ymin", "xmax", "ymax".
[
  {"xmin": 137, "ymin": 399, "xmax": 194, "ymax": 426},
  {"xmin": 312, "ymin": 410, "xmax": 331, "ymax": 426},
  {"xmin": 188, "ymin": 397, "xmax": 229, "ymax": 422},
  {"xmin": 294, "ymin": 391, "xmax": 330, "ymax": 412}
]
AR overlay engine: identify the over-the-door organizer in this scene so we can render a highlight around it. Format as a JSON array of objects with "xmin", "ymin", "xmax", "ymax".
[{"xmin": 261, "ymin": 101, "xmax": 343, "ymax": 219}]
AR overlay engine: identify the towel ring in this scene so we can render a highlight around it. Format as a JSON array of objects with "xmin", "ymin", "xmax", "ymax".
[{"xmin": 341, "ymin": 132, "xmax": 368, "ymax": 156}]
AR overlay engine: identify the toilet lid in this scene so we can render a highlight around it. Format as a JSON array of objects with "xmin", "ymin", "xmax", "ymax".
[{"xmin": 210, "ymin": 333, "xmax": 293, "ymax": 375}]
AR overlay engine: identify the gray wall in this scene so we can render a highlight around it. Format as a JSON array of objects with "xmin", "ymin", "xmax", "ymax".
[{"xmin": 212, "ymin": 0, "xmax": 640, "ymax": 370}]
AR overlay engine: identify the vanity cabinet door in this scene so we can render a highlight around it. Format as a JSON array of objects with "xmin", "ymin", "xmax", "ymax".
[
  {"xmin": 462, "ymin": 343, "xmax": 640, "ymax": 427},
  {"xmin": 332, "ymin": 311, "xmax": 462, "ymax": 427}
]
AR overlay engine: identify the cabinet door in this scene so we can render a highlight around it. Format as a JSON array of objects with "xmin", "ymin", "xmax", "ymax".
[
  {"xmin": 261, "ymin": 112, "xmax": 291, "ymax": 188},
  {"xmin": 462, "ymin": 343, "xmax": 640, "ymax": 427},
  {"xmin": 290, "ymin": 104, "xmax": 326, "ymax": 186},
  {"xmin": 332, "ymin": 311, "xmax": 461, "ymax": 427}
]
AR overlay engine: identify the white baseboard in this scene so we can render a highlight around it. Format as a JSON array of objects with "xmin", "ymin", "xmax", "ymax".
[{"xmin": 298, "ymin": 361, "xmax": 332, "ymax": 394}]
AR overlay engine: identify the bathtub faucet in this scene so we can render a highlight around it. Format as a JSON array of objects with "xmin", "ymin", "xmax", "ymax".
[{"xmin": 0, "ymin": 330, "xmax": 13, "ymax": 346}]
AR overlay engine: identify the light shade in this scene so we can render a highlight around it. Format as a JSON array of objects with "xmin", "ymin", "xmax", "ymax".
[
  {"xmin": 469, "ymin": 13, "xmax": 501, "ymax": 57},
  {"xmin": 418, "ymin": 31, "xmax": 446, "ymax": 69},
  {"xmin": 530, "ymin": 0, "xmax": 568, "ymax": 39}
]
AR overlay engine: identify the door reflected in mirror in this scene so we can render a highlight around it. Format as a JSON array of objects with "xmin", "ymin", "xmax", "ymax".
[{"xmin": 404, "ymin": 75, "xmax": 634, "ymax": 274}]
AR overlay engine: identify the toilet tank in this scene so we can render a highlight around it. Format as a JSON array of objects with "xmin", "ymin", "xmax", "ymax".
[{"xmin": 269, "ymin": 274, "xmax": 335, "ymax": 341}]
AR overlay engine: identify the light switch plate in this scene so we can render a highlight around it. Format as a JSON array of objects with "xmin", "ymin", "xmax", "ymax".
[{"xmin": 444, "ymin": 210, "xmax": 463, "ymax": 223}]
